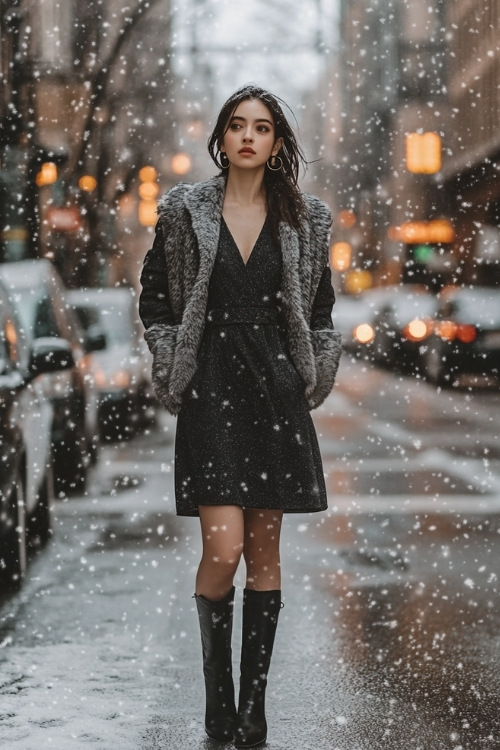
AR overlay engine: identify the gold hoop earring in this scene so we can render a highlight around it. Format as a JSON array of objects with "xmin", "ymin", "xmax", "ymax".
[
  {"xmin": 220, "ymin": 152, "xmax": 230, "ymax": 169},
  {"xmin": 267, "ymin": 155, "xmax": 283, "ymax": 171}
]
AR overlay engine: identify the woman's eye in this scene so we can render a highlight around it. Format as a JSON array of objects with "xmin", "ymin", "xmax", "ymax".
[
  {"xmin": 230, "ymin": 123, "xmax": 241, "ymax": 130},
  {"xmin": 257, "ymin": 125, "xmax": 270, "ymax": 132}
]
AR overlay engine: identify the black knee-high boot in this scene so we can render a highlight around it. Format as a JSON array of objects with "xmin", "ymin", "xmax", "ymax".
[
  {"xmin": 234, "ymin": 588, "xmax": 282, "ymax": 749},
  {"xmin": 195, "ymin": 586, "xmax": 237, "ymax": 742}
]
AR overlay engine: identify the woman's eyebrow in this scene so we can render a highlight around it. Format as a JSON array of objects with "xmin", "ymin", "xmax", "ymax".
[{"xmin": 230, "ymin": 116, "xmax": 273, "ymax": 126}]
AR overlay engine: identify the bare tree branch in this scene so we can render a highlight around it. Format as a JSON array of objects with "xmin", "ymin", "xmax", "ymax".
[{"xmin": 74, "ymin": 0, "xmax": 169, "ymax": 171}]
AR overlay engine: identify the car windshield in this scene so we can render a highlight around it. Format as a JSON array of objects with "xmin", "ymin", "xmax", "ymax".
[
  {"xmin": 452, "ymin": 290, "xmax": 500, "ymax": 326},
  {"xmin": 13, "ymin": 290, "xmax": 60, "ymax": 339},
  {"xmin": 75, "ymin": 306, "xmax": 100, "ymax": 330},
  {"xmin": 332, "ymin": 296, "xmax": 373, "ymax": 332},
  {"xmin": 390, "ymin": 294, "xmax": 436, "ymax": 321}
]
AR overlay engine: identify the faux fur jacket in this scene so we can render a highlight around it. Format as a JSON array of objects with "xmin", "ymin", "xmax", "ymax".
[{"xmin": 139, "ymin": 174, "xmax": 342, "ymax": 415}]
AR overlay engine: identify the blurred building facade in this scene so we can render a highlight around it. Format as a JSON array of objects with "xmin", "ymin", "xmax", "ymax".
[
  {"xmin": 0, "ymin": 0, "xmax": 174, "ymax": 287},
  {"xmin": 439, "ymin": 0, "xmax": 500, "ymax": 285},
  {"xmin": 0, "ymin": 0, "xmax": 40, "ymax": 263},
  {"xmin": 333, "ymin": 0, "xmax": 460, "ymax": 292},
  {"xmin": 302, "ymin": 52, "xmax": 343, "ymax": 210}
]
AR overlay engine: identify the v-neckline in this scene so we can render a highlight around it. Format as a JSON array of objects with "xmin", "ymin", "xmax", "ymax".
[{"xmin": 221, "ymin": 216, "xmax": 267, "ymax": 268}]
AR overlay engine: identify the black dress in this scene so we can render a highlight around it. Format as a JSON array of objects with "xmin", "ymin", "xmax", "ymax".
[{"xmin": 174, "ymin": 217, "xmax": 328, "ymax": 517}]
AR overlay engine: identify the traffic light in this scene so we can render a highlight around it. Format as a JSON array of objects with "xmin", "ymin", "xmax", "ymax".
[
  {"xmin": 403, "ymin": 243, "xmax": 436, "ymax": 284},
  {"xmin": 389, "ymin": 221, "xmax": 455, "ymax": 287},
  {"xmin": 411, "ymin": 244, "xmax": 434, "ymax": 263},
  {"xmin": 138, "ymin": 166, "xmax": 159, "ymax": 227}
]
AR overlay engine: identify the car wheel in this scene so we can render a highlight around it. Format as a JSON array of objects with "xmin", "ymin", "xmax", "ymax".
[
  {"xmin": 28, "ymin": 456, "xmax": 54, "ymax": 548},
  {"xmin": 0, "ymin": 466, "xmax": 27, "ymax": 589}
]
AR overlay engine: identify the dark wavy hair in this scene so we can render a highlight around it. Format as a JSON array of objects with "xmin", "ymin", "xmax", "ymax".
[{"xmin": 207, "ymin": 84, "xmax": 307, "ymax": 237}]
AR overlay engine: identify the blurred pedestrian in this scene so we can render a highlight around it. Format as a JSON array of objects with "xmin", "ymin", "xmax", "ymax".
[{"xmin": 139, "ymin": 84, "xmax": 342, "ymax": 747}]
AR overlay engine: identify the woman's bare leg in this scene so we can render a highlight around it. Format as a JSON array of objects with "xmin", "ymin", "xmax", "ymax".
[
  {"xmin": 242, "ymin": 509, "xmax": 284, "ymax": 591},
  {"xmin": 196, "ymin": 505, "xmax": 245, "ymax": 600}
]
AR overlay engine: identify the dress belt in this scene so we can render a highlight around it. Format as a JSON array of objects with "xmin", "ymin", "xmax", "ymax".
[{"xmin": 206, "ymin": 307, "xmax": 279, "ymax": 326}]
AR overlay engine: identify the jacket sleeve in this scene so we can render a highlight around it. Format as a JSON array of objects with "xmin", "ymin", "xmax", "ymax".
[
  {"xmin": 139, "ymin": 222, "xmax": 176, "ymax": 331},
  {"xmin": 139, "ymin": 221, "xmax": 182, "ymax": 415},
  {"xmin": 306, "ymin": 209, "xmax": 343, "ymax": 410}
]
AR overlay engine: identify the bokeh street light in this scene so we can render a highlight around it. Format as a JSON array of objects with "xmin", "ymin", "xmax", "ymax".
[
  {"xmin": 78, "ymin": 175, "xmax": 97, "ymax": 192},
  {"xmin": 405, "ymin": 132, "xmax": 442, "ymax": 174},
  {"xmin": 330, "ymin": 241, "xmax": 352, "ymax": 272},
  {"xmin": 171, "ymin": 152, "xmax": 192, "ymax": 176},
  {"xmin": 35, "ymin": 162, "xmax": 58, "ymax": 187},
  {"xmin": 138, "ymin": 166, "xmax": 159, "ymax": 227}
]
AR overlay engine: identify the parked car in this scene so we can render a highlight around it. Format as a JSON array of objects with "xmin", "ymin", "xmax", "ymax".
[
  {"xmin": 68, "ymin": 287, "xmax": 155, "ymax": 439},
  {"xmin": 0, "ymin": 278, "xmax": 74, "ymax": 587},
  {"xmin": 371, "ymin": 285, "xmax": 438, "ymax": 374},
  {"xmin": 0, "ymin": 260, "xmax": 101, "ymax": 494},
  {"xmin": 332, "ymin": 286, "xmax": 403, "ymax": 361},
  {"xmin": 423, "ymin": 286, "xmax": 500, "ymax": 387}
]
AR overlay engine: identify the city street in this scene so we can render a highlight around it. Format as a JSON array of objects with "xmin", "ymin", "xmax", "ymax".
[
  {"xmin": 2, "ymin": 2, "xmax": 500, "ymax": 748},
  {"xmin": 1, "ymin": 356, "xmax": 499, "ymax": 750}
]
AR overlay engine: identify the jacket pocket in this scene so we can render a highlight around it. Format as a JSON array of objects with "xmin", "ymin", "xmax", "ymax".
[
  {"xmin": 144, "ymin": 324, "xmax": 181, "ymax": 415},
  {"xmin": 306, "ymin": 329, "xmax": 342, "ymax": 410}
]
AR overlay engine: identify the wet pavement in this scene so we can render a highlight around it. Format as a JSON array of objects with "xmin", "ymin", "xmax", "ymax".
[{"xmin": 1, "ymin": 357, "xmax": 500, "ymax": 749}]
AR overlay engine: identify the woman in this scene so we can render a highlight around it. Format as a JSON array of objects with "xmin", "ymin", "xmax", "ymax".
[{"xmin": 139, "ymin": 84, "xmax": 342, "ymax": 748}]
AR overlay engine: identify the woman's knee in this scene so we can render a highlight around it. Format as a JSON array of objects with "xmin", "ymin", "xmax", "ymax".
[
  {"xmin": 199, "ymin": 506, "xmax": 244, "ymax": 563},
  {"xmin": 201, "ymin": 539, "xmax": 243, "ymax": 574}
]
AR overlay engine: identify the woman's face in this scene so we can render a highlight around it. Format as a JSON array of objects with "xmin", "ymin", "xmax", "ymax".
[{"xmin": 220, "ymin": 98, "xmax": 283, "ymax": 170}]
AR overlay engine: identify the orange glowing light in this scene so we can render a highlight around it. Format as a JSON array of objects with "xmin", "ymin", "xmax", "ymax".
[
  {"xmin": 5, "ymin": 320, "xmax": 18, "ymax": 348},
  {"xmin": 171, "ymin": 153, "xmax": 192, "ymax": 175},
  {"xmin": 331, "ymin": 242, "xmax": 352, "ymax": 272},
  {"xmin": 138, "ymin": 199, "xmax": 158, "ymax": 227},
  {"xmin": 427, "ymin": 220, "xmax": 455, "ymax": 243},
  {"xmin": 404, "ymin": 319, "xmax": 430, "ymax": 342},
  {"xmin": 388, "ymin": 219, "xmax": 454, "ymax": 244},
  {"xmin": 457, "ymin": 324, "xmax": 477, "ymax": 343},
  {"xmin": 36, "ymin": 162, "xmax": 58, "ymax": 186},
  {"xmin": 406, "ymin": 132, "xmax": 442, "ymax": 174},
  {"xmin": 354, "ymin": 323, "xmax": 375, "ymax": 344},
  {"xmin": 79, "ymin": 175, "xmax": 97, "ymax": 192},
  {"xmin": 338, "ymin": 210, "xmax": 357, "ymax": 229},
  {"xmin": 139, "ymin": 166, "xmax": 158, "ymax": 182},
  {"xmin": 436, "ymin": 320, "xmax": 458, "ymax": 340},
  {"xmin": 138, "ymin": 181, "xmax": 159, "ymax": 200},
  {"xmin": 345, "ymin": 270, "xmax": 373, "ymax": 294}
]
